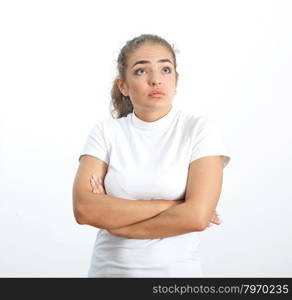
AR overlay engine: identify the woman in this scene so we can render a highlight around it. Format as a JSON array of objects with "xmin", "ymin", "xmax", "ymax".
[{"xmin": 73, "ymin": 34, "xmax": 231, "ymax": 277}]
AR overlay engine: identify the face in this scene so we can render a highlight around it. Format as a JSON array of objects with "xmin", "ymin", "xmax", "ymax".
[{"xmin": 116, "ymin": 43, "xmax": 178, "ymax": 116}]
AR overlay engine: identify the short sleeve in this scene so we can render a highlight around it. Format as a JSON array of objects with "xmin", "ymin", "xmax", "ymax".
[
  {"xmin": 190, "ymin": 116, "xmax": 231, "ymax": 168},
  {"xmin": 78, "ymin": 122, "xmax": 109, "ymax": 164}
]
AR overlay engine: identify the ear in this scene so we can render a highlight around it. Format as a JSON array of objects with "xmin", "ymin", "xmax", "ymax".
[{"xmin": 116, "ymin": 77, "xmax": 129, "ymax": 97}]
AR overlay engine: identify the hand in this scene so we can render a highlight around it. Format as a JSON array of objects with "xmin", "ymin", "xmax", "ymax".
[
  {"xmin": 208, "ymin": 210, "xmax": 222, "ymax": 228},
  {"xmin": 90, "ymin": 175, "xmax": 106, "ymax": 194}
]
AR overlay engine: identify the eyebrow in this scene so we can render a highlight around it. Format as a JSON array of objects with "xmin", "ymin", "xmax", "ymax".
[{"xmin": 131, "ymin": 59, "xmax": 173, "ymax": 69}]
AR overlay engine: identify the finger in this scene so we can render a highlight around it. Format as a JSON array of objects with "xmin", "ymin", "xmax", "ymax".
[
  {"xmin": 91, "ymin": 178, "xmax": 100, "ymax": 193},
  {"xmin": 92, "ymin": 175, "xmax": 99, "ymax": 185},
  {"xmin": 95, "ymin": 177, "xmax": 105, "ymax": 194},
  {"xmin": 90, "ymin": 178, "xmax": 98, "ymax": 193},
  {"xmin": 93, "ymin": 175, "xmax": 102, "ymax": 186},
  {"xmin": 211, "ymin": 215, "xmax": 218, "ymax": 223},
  {"xmin": 212, "ymin": 221, "xmax": 221, "ymax": 225},
  {"xmin": 212, "ymin": 211, "xmax": 221, "ymax": 221},
  {"xmin": 211, "ymin": 218, "xmax": 221, "ymax": 225},
  {"xmin": 210, "ymin": 211, "xmax": 217, "ymax": 220},
  {"xmin": 91, "ymin": 176, "xmax": 102, "ymax": 194},
  {"xmin": 95, "ymin": 176, "xmax": 106, "ymax": 194}
]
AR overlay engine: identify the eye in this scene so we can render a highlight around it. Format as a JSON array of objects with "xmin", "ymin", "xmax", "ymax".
[
  {"xmin": 134, "ymin": 66, "xmax": 172, "ymax": 76},
  {"xmin": 134, "ymin": 68, "xmax": 145, "ymax": 75},
  {"xmin": 162, "ymin": 67, "xmax": 171, "ymax": 73}
]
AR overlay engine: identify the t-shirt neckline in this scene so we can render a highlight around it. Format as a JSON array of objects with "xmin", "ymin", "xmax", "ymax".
[{"xmin": 131, "ymin": 106, "xmax": 178, "ymax": 131}]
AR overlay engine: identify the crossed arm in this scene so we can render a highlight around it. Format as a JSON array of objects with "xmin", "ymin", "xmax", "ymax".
[{"xmin": 86, "ymin": 156, "xmax": 224, "ymax": 239}]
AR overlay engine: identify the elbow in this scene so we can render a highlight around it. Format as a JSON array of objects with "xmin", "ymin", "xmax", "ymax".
[
  {"xmin": 72, "ymin": 189, "xmax": 87, "ymax": 225},
  {"xmin": 73, "ymin": 191, "xmax": 94, "ymax": 225},
  {"xmin": 73, "ymin": 195, "xmax": 91, "ymax": 225},
  {"xmin": 193, "ymin": 222, "xmax": 208, "ymax": 232},
  {"xmin": 73, "ymin": 205, "xmax": 87, "ymax": 225},
  {"xmin": 73, "ymin": 202, "xmax": 107, "ymax": 229},
  {"xmin": 191, "ymin": 217, "xmax": 210, "ymax": 232},
  {"xmin": 72, "ymin": 191, "xmax": 111, "ymax": 229}
]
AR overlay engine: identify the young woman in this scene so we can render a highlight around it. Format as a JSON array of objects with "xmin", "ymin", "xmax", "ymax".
[{"xmin": 73, "ymin": 34, "xmax": 231, "ymax": 277}]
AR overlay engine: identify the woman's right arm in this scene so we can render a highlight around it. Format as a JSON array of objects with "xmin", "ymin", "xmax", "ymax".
[{"xmin": 72, "ymin": 155, "xmax": 182, "ymax": 229}]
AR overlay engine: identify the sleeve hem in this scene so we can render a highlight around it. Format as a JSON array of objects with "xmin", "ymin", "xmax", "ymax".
[
  {"xmin": 190, "ymin": 154, "xmax": 231, "ymax": 168},
  {"xmin": 79, "ymin": 153, "xmax": 109, "ymax": 165}
]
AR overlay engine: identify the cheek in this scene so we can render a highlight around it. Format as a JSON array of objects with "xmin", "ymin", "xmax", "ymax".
[
  {"xmin": 169, "ymin": 77, "xmax": 177, "ymax": 88},
  {"xmin": 131, "ymin": 80, "xmax": 147, "ymax": 93}
]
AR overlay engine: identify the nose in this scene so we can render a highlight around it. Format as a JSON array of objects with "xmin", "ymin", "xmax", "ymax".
[
  {"xmin": 152, "ymin": 79, "xmax": 161, "ymax": 86},
  {"xmin": 150, "ymin": 76, "xmax": 162, "ymax": 86}
]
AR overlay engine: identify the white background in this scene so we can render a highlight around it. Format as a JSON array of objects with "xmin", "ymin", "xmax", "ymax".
[{"xmin": 0, "ymin": 0, "xmax": 291, "ymax": 277}]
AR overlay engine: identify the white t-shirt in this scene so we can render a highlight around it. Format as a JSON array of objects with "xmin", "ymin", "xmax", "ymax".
[{"xmin": 79, "ymin": 105, "xmax": 231, "ymax": 278}]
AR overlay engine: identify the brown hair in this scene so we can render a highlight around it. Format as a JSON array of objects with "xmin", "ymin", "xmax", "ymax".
[{"xmin": 109, "ymin": 34, "xmax": 179, "ymax": 119}]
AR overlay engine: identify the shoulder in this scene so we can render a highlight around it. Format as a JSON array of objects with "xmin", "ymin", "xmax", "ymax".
[
  {"xmin": 91, "ymin": 113, "xmax": 130, "ymax": 133},
  {"xmin": 176, "ymin": 109, "xmax": 209, "ymax": 131}
]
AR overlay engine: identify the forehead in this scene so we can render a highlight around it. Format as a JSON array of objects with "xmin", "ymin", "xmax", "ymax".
[{"xmin": 128, "ymin": 43, "xmax": 173, "ymax": 63}]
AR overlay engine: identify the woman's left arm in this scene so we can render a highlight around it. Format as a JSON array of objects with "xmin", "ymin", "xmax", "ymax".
[
  {"xmin": 107, "ymin": 202, "xmax": 215, "ymax": 239},
  {"xmin": 94, "ymin": 156, "xmax": 224, "ymax": 239}
]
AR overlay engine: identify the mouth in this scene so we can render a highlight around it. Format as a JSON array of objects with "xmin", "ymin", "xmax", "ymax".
[
  {"xmin": 149, "ymin": 91, "xmax": 165, "ymax": 98},
  {"xmin": 149, "ymin": 94, "xmax": 164, "ymax": 98}
]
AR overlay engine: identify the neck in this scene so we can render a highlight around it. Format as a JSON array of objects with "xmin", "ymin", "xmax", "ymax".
[{"xmin": 133, "ymin": 106, "xmax": 173, "ymax": 123}]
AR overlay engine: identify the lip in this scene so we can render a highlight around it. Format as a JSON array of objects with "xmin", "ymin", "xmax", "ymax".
[{"xmin": 149, "ymin": 91, "xmax": 165, "ymax": 97}]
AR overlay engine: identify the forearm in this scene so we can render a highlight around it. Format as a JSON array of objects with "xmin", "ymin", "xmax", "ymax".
[
  {"xmin": 77, "ymin": 191, "xmax": 183, "ymax": 229},
  {"xmin": 108, "ymin": 202, "xmax": 204, "ymax": 239}
]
